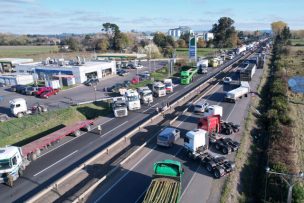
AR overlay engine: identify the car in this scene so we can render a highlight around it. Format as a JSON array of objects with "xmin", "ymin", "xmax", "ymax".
[
  {"xmin": 123, "ymin": 80, "xmax": 131, "ymax": 87},
  {"xmin": 22, "ymin": 86, "xmax": 39, "ymax": 95},
  {"xmin": 84, "ymin": 78, "xmax": 99, "ymax": 86},
  {"xmin": 194, "ymin": 102, "xmax": 209, "ymax": 113},
  {"xmin": 131, "ymin": 76, "xmax": 141, "ymax": 84},
  {"xmin": 117, "ymin": 69, "xmax": 128, "ymax": 76},
  {"xmin": 35, "ymin": 86, "xmax": 53, "ymax": 96},
  {"xmin": 108, "ymin": 83, "xmax": 124, "ymax": 93},
  {"xmin": 10, "ymin": 85, "xmax": 27, "ymax": 93},
  {"xmin": 157, "ymin": 127, "xmax": 180, "ymax": 147},
  {"xmin": 40, "ymin": 88, "xmax": 59, "ymax": 99},
  {"xmin": 223, "ymin": 77, "xmax": 232, "ymax": 84},
  {"xmin": 135, "ymin": 65, "xmax": 144, "ymax": 69}
]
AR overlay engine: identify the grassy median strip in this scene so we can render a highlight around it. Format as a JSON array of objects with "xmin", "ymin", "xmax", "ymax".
[{"xmin": 0, "ymin": 101, "xmax": 110, "ymax": 147}]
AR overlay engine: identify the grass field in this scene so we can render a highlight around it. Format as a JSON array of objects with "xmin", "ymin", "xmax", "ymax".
[
  {"xmin": 176, "ymin": 48, "xmax": 218, "ymax": 58},
  {"xmin": 290, "ymin": 39, "xmax": 304, "ymax": 46},
  {"xmin": 0, "ymin": 101, "xmax": 110, "ymax": 147}
]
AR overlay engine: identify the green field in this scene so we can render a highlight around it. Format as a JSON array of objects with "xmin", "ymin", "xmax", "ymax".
[
  {"xmin": 0, "ymin": 45, "xmax": 59, "ymax": 58},
  {"xmin": 176, "ymin": 48, "xmax": 217, "ymax": 58},
  {"xmin": 290, "ymin": 39, "xmax": 304, "ymax": 46},
  {"xmin": 0, "ymin": 101, "xmax": 110, "ymax": 147}
]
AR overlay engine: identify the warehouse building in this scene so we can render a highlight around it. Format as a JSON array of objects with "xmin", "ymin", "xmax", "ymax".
[{"xmin": 16, "ymin": 57, "xmax": 116, "ymax": 84}]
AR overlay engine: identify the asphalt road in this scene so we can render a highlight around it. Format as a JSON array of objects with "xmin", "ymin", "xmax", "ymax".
[
  {"xmin": 0, "ymin": 60, "xmax": 167, "ymax": 116},
  {"xmin": 87, "ymin": 65, "xmax": 264, "ymax": 203},
  {"xmin": 0, "ymin": 54, "xmax": 245, "ymax": 202}
]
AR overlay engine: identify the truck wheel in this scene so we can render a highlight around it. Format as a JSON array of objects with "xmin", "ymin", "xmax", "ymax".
[
  {"xmin": 222, "ymin": 147, "xmax": 229, "ymax": 154},
  {"xmin": 55, "ymin": 92, "xmax": 58, "ymax": 95},
  {"xmin": 30, "ymin": 152, "xmax": 37, "ymax": 161},
  {"xmin": 206, "ymin": 163, "xmax": 213, "ymax": 172},
  {"xmin": 7, "ymin": 175, "xmax": 14, "ymax": 187},
  {"xmin": 225, "ymin": 129, "xmax": 230, "ymax": 135},
  {"xmin": 85, "ymin": 125, "xmax": 91, "ymax": 132},
  {"xmin": 213, "ymin": 168, "xmax": 224, "ymax": 178},
  {"xmin": 215, "ymin": 143, "xmax": 221, "ymax": 150},
  {"xmin": 74, "ymin": 130, "xmax": 81, "ymax": 137},
  {"xmin": 18, "ymin": 169, "xmax": 24, "ymax": 176},
  {"xmin": 17, "ymin": 112, "xmax": 23, "ymax": 118}
]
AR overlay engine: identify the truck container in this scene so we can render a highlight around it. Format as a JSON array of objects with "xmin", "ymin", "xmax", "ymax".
[
  {"xmin": 239, "ymin": 63, "xmax": 256, "ymax": 81},
  {"xmin": 225, "ymin": 82, "xmax": 250, "ymax": 103},
  {"xmin": 184, "ymin": 129, "xmax": 235, "ymax": 178},
  {"xmin": 143, "ymin": 159, "xmax": 183, "ymax": 203},
  {"xmin": 0, "ymin": 120, "xmax": 94, "ymax": 186},
  {"xmin": 180, "ymin": 66, "xmax": 197, "ymax": 85}
]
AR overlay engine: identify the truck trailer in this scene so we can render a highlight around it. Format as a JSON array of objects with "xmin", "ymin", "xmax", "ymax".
[
  {"xmin": 239, "ymin": 63, "xmax": 256, "ymax": 81},
  {"xmin": 143, "ymin": 159, "xmax": 183, "ymax": 203},
  {"xmin": 225, "ymin": 82, "xmax": 250, "ymax": 103},
  {"xmin": 0, "ymin": 120, "xmax": 94, "ymax": 186}
]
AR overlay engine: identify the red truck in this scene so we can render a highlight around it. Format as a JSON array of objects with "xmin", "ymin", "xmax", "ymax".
[{"xmin": 0, "ymin": 120, "xmax": 94, "ymax": 186}]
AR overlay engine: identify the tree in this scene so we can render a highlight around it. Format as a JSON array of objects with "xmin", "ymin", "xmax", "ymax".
[
  {"xmin": 95, "ymin": 38, "xmax": 109, "ymax": 52},
  {"xmin": 153, "ymin": 32, "xmax": 167, "ymax": 48},
  {"xmin": 211, "ymin": 17, "xmax": 238, "ymax": 48},
  {"xmin": 197, "ymin": 38, "xmax": 206, "ymax": 48},
  {"xmin": 114, "ymin": 32, "xmax": 131, "ymax": 51},
  {"xmin": 142, "ymin": 43, "xmax": 162, "ymax": 59},
  {"xmin": 177, "ymin": 39, "xmax": 187, "ymax": 48},
  {"xmin": 271, "ymin": 21, "xmax": 287, "ymax": 36},
  {"xmin": 281, "ymin": 26, "xmax": 291, "ymax": 42},
  {"xmin": 101, "ymin": 22, "xmax": 121, "ymax": 50},
  {"xmin": 66, "ymin": 37, "xmax": 83, "ymax": 51},
  {"xmin": 180, "ymin": 32, "xmax": 190, "ymax": 45}
]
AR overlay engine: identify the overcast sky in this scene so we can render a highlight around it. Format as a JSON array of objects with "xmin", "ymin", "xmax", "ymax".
[{"xmin": 0, "ymin": 0, "xmax": 303, "ymax": 34}]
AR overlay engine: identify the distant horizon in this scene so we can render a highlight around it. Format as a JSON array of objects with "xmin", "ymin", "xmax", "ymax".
[{"xmin": 1, "ymin": 0, "xmax": 303, "ymax": 34}]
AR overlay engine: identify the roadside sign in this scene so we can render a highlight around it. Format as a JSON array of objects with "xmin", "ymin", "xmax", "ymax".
[{"xmin": 189, "ymin": 36, "xmax": 197, "ymax": 62}]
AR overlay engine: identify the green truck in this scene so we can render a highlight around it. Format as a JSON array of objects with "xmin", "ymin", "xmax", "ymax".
[
  {"xmin": 143, "ymin": 160, "xmax": 184, "ymax": 203},
  {"xmin": 180, "ymin": 66, "xmax": 197, "ymax": 85}
]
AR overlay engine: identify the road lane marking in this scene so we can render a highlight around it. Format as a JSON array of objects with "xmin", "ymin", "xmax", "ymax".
[
  {"xmin": 180, "ymin": 165, "xmax": 201, "ymax": 200},
  {"xmin": 225, "ymin": 103, "xmax": 237, "ymax": 121},
  {"xmin": 168, "ymin": 92, "xmax": 177, "ymax": 98},
  {"xmin": 94, "ymin": 146, "xmax": 157, "ymax": 203},
  {"xmin": 143, "ymin": 103, "xmax": 158, "ymax": 113},
  {"xmin": 33, "ymin": 150, "xmax": 78, "ymax": 177},
  {"xmin": 100, "ymin": 121, "xmax": 128, "ymax": 137},
  {"xmin": 37, "ymin": 118, "xmax": 115, "ymax": 159}
]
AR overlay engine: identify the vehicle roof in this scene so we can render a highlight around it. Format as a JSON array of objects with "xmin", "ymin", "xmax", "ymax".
[
  {"xmin": 153, "ymin": 82, "xmax": 164, "ymax": 86},
  {"xmin": 9, "ymin": 98, "xmax": 26, "ymax": 104},
  {"xmin": 159, "ymin": 127, "xmax": 177, "ymax": 136},
  {"xmin": 195, "ymin": 101, "xmax": 208, "ymax": 106},
  {"xmin": 125, "ymin": 89, "xmax": 138, "ymax": 95},
  {"xmin": 186, "ymin": 129, "xmax": 207, "ymax": 138},
  {"xmin": 0, "ymin": 146, "xmax": 19, "ymax": 159}
]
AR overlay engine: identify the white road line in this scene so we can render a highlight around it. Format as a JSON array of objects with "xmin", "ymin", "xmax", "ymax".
[
  {"xmin": 180, "ymin": 165, "xmax": 200, "ymax": 199},
  {"xmin": 168, "ymin": 92, "xmax": 177, "ymax": 98},
  {"xmin": 33, "ymin": 150, "xmax": 78, "ymax": 177},
  {"xmin": 100, "ymin": 121, "xmax": 128, "ymax": 137},
  {"xmin": 183, "ymin": 85, "xmax": 190, "ymax": 89},
  {"xmin": 225, "ymin": 103, "xmax": 237, "ymax": 121},
  {"xmin": 94, "ymin": 146, "xmax": 156, "ymax": 203},
  {"xmin": 176, "ymin": 114, "xmax": 190, "ymax": 128},
  {"xmin": 143, "ymin": 103, "xmax": 158, "ymax": 113},
  {"xmin": 37, "ymin": 118, "xmax": 115, "ymax": 159}
]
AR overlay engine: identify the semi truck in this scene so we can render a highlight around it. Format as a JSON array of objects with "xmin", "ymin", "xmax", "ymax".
[
  {"xmin": 112, "ymin": 97, "xmax": 128, "ymax": 117},
  {"xmin": 239, "ymin": 63, "xmax": 256, "ymax": 81},
  {"xmin": 208, "ymin": 58, "xmax": 219, "ymax": 68},
  {"xmin": 184, "ymin": 129, "xmax": 235, "ymax": 178},
  {"xmin": 236, "ymin": 46, "xmax": 246, "ymax": 55},
  {"xmin": 180, "ymin": 66, "xmax": 197, "ymax": 85},
  {"xmin": 125, "ymin": 89, "xmax": 141, "ymax": 110},
  {"xmin": 143, "ymin": 159, "xmax": 183, "ymax": 203},
  {"xmin": 9, "ymin": 98, "xmax": 48, "ymax": 118},
  {"xmin": 137, "ymin": 86, "xmax": 153, "ymax": 104},
  {"xmin": 0, "ymin": 120, "xmax": 94, "ymax": 186},
  {"xmin": 225, "ymin": 81, "xmax": 250, "ymax": 103},
  {"xmin": 197, "ymin": 59, "xmax": 208, "ymax": 74},
  {"xmin": 164, "ymin": 79, "xmax": 174, "ymax": 93},
  {"xmin": 152, "ymin": 82, "xmax": 166, "ymax": 97},
  {"xmin": 203, "ymin": 105, "xmax": 223, "ymax": 117}
]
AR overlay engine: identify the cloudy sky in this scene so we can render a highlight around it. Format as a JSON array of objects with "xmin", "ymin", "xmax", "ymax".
[{"xmin": 0, "ymin": 0, "xmax": 303, "ymax": 34}]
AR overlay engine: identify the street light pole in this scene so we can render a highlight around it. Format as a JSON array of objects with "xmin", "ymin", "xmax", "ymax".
[{"xmin": 266, "ymin": 167, "xmax": 304, "ymax": 203}]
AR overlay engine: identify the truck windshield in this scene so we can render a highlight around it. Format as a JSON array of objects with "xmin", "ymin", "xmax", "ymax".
[
  {"xmin": 127, "ymin": 96, "xmax": 139, "ymax": 101},
  {"xmin": 143, "ymin": 92, "xmax": 152, "ymax": 96},
  {"xmin": 165, "ymin": 83, "xmax": 171, "ymax": 88},
  {"xmin": 114, "ymin": 103, "xmax": 126, "ymax": 108},
  {"xmin": 158, "ymin": 135, "xmax": 169, "ymax": 141},
  {"xmin": 155, "ymin": 86, "xmax": 165, "ymax": 91},
  {"xmin": 10, "ymin": 104, "xmax": 15, "ymax": 109},
  {"xmin": 0, "ymin": 159, "xmax": 12, "ymax": 170}
]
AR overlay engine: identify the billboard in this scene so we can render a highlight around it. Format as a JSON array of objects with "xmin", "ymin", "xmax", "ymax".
[{"xmin": 189, "ymin": 36, "xmax": 197, "ymax": 61}]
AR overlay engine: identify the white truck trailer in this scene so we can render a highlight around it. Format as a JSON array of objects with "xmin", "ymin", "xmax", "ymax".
[
  {"xmin": 125, "ymin": 89, "xmax": 141, "ymax": 110},
  {"xmin": 225, "ymin": 82, "xmax": 250, "ymax": 103}
]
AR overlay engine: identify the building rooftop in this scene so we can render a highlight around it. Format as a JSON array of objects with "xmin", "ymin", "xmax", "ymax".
[{"xmin": 0, "ymin": 58, "xmax": 33, "ymax": 65}]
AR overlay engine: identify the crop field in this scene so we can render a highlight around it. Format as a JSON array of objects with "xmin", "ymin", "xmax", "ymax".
[
  {"xmin": 290, "ymin": 38, "xmax": 304, "ymax": 46},
  {"xmin": 176, "ymin": 47, "xmax": 218, "ymax": 58}
]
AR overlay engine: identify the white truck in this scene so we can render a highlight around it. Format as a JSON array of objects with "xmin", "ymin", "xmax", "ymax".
[
  {"xmin": 163, "ymin": 79, "xmax": 173, "ymax": 93},
  {"xmin": 225, "ymin": 82, "xmax": 250, "ymax": 103},
  {"xmin": 112, "ymin": 97, "xmax": 128, "ymax": 117},
  {"xmin": 152, "ymin": 82, "xmax": 166, "ymax": 97},
  {"xmin": 203, "ymin": 105, "xmax": 223, "ymax": 117},
  {"xmin": 197, "ymin": 59, "xmax": 208, "ymax": 74},
  {"xmin": 137, "ymin": 86, "xmax": 153, "ymax": 104},
  {"xmin": 125, "ymin": 89, "xmax": 141, "ymax": 110},
  {"xmin": 9, "ymin": 98, "xmax": 47, "ymax": 118},
  {"xmin": 236, "ymin": 46, "xmax": 246, "ymax": 55}
]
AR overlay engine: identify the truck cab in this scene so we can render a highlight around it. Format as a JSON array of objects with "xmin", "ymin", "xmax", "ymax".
[
  {"xmin": 203, "ymin": 105, "xmax": 223, "ymax": 117},
  {"xmin": 152, "ymin": 82, "xmax": 166, "ymax": 97},
  {"xmin": 9, "ymin": 98, "xmax": 30, "ymax": 118},
  {"xmin": 112, "ymin": 97, "xmax": 128, "ymax": 117},
  {"xmin": 125, "ymin": 89, "xmax": 141, "ymax": 110},
  {"xmin": 137, "ymin": 86, "xmax": 153, "ymax": 104},
  {"xmin": 0, "ymin": 146, "xmax": 26, "ymax": 187},
  {"xmin": 184, "ymin": 129, "xmax": 209, "ymax": 156},
  {"xmin": 163, "ymin": 79, "xmax": 173, "ymax": 93}
]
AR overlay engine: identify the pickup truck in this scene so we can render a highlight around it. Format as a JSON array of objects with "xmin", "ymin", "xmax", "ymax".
[{"xmin": 143, "ymin": 160, "xmax": 184, "ymax": 203}]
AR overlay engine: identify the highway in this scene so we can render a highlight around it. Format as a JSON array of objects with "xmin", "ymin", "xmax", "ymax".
[
  {"xmin": 86, "ymin": 62, "xmax": 264, "ymax": 203},
  {"xmin": 0, "ymin": 54, "xmax": 245, "ymax": 202}
]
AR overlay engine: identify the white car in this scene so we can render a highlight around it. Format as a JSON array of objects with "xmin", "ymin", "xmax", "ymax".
[
  {"xmin": 223, "ymin": 77, "xmax": 232, "ymax": 84},
  {"xmin": 135, "ymin": 65, "xmax": 144, "ymax": 69},
  {"xmin": 194, "ymin": 102, "xmax": 209, "ymax": 113}
]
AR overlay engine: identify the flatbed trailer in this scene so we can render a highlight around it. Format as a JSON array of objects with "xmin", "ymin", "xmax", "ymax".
[{"xmin": 22, "ymin": 120, "xmax": 94, "ymax": 161}]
